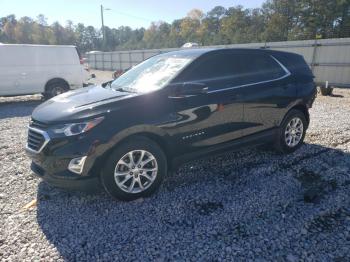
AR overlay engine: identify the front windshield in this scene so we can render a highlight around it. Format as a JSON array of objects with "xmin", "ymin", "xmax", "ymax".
[{"xmin": 110, "ymin": 54, "xmax": 194, "ymax": 93}]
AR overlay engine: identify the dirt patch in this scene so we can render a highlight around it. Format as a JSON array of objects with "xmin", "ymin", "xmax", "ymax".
[
  {"xmin": 195, "ymin": 201, "xmax": 224, "ymax": 215},
  {"xmin": 306, "ymin": 208, "xmax": 350, "ymax": 233},
  {"xmin": 297, "ymin": 169, "xmax": 338, "ymax": 203}
]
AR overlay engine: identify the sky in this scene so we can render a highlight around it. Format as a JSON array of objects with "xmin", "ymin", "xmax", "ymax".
[{"xmin": 1, "ymin": 0, "xmax": 265, "ymax": 29}]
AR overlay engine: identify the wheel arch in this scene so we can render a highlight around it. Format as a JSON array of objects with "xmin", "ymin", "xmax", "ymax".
[
  {"xmin": 277, "ymin": 103, "xmax": 310, "ymax": 129},
  {"xmin": 44, "ymin": 78, "xmax": 70, "ymax": 92},
  {"xmin": 289, "ymin": 103, "xmax": 310, "ymax": 127},
  {"xmin": 89, "ymin": 129, "xmax": 172, "ymax": 177}
]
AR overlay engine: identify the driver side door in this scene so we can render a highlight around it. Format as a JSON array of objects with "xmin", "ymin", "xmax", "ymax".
[{"xmin": 169, "ymin": 52, "xmax": 245, "ymax": 154}]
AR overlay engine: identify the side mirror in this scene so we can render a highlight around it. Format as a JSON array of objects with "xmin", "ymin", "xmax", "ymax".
[
  {"xmin": 101, "ymin": 80, "xmax": 112, "ymax": 87},
  {"xmin": 179, "ymin": 82, "xmax": 208, "ymax": 96},
  {"xmin": 91, "ymin": 73, "xmax": 96, "ymax": 79}
]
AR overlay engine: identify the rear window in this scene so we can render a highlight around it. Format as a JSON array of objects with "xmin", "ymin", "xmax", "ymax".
[
  {"xmin": 185, "ymin": 52, "xmax": 287, "ymax": 87},
  {"xmin": 273, "ymin": 52, "xmax": 313, "ymax": 78},
  {"xmin": 236, "ymin": 54, "xmax": 287, "ymax": 81}
]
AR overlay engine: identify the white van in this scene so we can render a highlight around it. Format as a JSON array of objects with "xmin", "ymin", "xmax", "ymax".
[{"xmin": 0, "ymin": 44, "xmax": 91, "ymax": 98}]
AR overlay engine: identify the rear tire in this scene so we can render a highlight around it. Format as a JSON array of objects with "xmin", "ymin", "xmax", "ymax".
[
  {"xmin": 101, "ymin": 136, "xmax": 167, "ymax": 201},
  {"xmin": 274, "ymin": 110, "xmax": 307, "ymax": 154},
  {"xmin": 44, "ymin": 81, "xmax": 69, "ymax": 100}
]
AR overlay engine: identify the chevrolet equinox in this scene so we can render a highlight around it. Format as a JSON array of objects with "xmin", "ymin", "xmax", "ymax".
[{"xmin": 26, "ymin": 48, "xmax": 316, "ymax": 200}]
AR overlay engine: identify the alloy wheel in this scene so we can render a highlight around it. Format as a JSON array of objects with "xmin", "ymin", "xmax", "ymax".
[
  {"xmin": 114, "ymin": 150, "xmax": 158, "ymax": 194},
  {"xmin": 284, "ymin": 117, "xmax": 303, "ymax": 147}
]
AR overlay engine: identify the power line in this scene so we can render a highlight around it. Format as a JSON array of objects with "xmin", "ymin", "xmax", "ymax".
[{"xmin": 107, "ymin": 9, "xmax": 153, "ymax": 22}]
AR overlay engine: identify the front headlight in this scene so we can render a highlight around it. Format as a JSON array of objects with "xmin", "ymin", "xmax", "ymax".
[{"xmin": 52, "ymin": 116, "xmax": 104, "ymax": 136}]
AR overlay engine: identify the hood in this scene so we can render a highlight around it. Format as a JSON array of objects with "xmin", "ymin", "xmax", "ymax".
[{"xmin": 32, "ymin": 85, "xmax": 138, "ymax": 123}]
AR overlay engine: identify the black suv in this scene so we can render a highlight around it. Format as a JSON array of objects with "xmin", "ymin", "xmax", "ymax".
[{"xmin": 26, "ymin": 48, "xmax": 316, "ymax": 200}]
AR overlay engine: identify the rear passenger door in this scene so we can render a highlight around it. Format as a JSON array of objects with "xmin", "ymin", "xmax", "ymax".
[
  {"xmin": 170, "ymin": 52, "xmax": 245, "ymax": 153},
  {"xmin": 231, "ymin": 53, "xmax": 294, "ymax": 136}
]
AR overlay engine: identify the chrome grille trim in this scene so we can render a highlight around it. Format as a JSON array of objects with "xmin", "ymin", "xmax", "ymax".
[
  {"xmin": 29, "ymin": 119, "xmax": 49, "ymax": 129},
  {"xmin": 26, "ymin": 127, "xmax": 50, "ymax": 154}
]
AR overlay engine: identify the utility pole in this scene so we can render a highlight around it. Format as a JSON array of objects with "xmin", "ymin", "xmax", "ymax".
[
  {"xmin": 101, "ymin": 4, "xmax": 105, "ymax": 49},
  {"xmin": 100, "ymin": 5, "xmax": 111, "ymax": 51}
]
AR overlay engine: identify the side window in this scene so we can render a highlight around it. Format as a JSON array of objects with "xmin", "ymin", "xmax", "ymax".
[
  {"xmin": 182, "ymin": 52, "xmax": 287, "ymax": 90},
  {"xmin": 239, "ymin": 54, "xmax": 287, "ymax": 82},
  {"xmin": 187, "ymin": 54, "xmax": 234, "ymax": 82}
]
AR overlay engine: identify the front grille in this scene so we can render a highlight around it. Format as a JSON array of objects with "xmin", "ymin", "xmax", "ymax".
[
  {"xmin": 30, "ymin": 119, "xmax": 49, "ymax": 129},
  {"xmin": 27, "ymin": 128, "xmax": 49, "ymax": 153}
]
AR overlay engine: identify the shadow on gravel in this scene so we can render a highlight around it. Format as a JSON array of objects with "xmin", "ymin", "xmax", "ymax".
[
  {"xmin": 0, "ymin": 100, "xmax": 41, "ymax": 119},
  {"xmin": 35, "ymin": 143, "xmax": 350, "ymax": 260},
  {"xmin": 329, "ymin": 94, "xmax": 344, "ymax": 98}
]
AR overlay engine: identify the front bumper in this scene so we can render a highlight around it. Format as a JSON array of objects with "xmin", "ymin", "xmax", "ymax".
[
  {"xmin": 31, "ymin": 162, "xmax": 101, "ymax": 192},
  {"xmin": 26, "ymin": 126, "xmax": 104, "ymax": 192}
]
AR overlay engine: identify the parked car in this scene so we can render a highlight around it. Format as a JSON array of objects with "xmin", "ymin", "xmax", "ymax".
[
  {"xmin": 26, "ymin": 48, "xmax": 316, "ymax": 201},
  {"xmin": 86, "ymin": 50, "xmax": 102, "ymax": 54},
  {"xmin": 182, "ymin": 42, "xmax": 200, "ymax": 48},
  {"xmin": 0, "ymin": 44, "xmax": 93, "ymax": 98}
]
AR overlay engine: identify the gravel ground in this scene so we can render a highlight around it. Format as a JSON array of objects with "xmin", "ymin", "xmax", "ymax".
[
  {"xmin": 0, "ymin": 84, "xmax": 349, "ymax": 261},
  {"xmin": 89, "ymin": 70, "xmax": 114, "ymax": 85}
]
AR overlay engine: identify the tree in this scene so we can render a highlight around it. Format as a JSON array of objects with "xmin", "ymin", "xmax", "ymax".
[
  {"xmin": 36, "ymin": 14, "xmax": 48, "ymax": 26},
  {"xmin": 2, "ymin": 15, "xmax": 17, "ymax": 43},
  {"xmin": 187, "ymin": 9, "xmax": 204, "ymax": 21},
  {"xmin": 207, "ymin": 6, "xmax": 227, "ymax": 19},
  {"xmin": 0, "ymin": 0, "xmax": 349, "ymax": 51},
  {"xmin": 296, "ymin": 0, "xmax": 350, "ymax": 39},
  {"xmin": 14, "ymin": 16, "xmax": 34, "ymax": 43},
  {"xmin": 84, "ymin": 26, "xmax": 100, "ymax": 50},
  {"xmin": 32, "ymin": 15, "xmax": 50, "ymax": 44},
  {"xmin": 262, "ymin": 0, "xmax": 299, "ymax": 41},
  {"xmin": 142, "ymin": 21, "xmax": 171, "ymax": 49},
  {"xmin": 198, "ymin": 6, "xmax": 227, "ymax": 45},
  {"xmin": 336, "ymin": 0, "xmax": 350, "ymax": 37},
  {"xmin": 220, "ymin": 6, "xmax": 252, "ymax": 43},
  {"xmin": 168, "ymin": 19, "xmax": 184, "ymax": 47},
  {"xmin": 178, "ymin": 9, "xmax": 204, "ymax": 43}
]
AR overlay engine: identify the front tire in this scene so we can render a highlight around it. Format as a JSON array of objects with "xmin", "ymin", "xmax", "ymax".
[
  {"xmin": 274, "ymin": 109, "xmax": 307, "ymax": 154},
  {"xmin": 44, "ymin": 81, "xmax": 69, "ymax": 100},
  {"xmin": 101, "ymin": 136, "xmax": 167, "ymax": 201}
]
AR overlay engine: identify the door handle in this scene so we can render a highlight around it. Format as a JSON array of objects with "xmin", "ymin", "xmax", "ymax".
[{"xmin": 21, "ymin": 72, "xmax": 27, "ymax": 76}]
